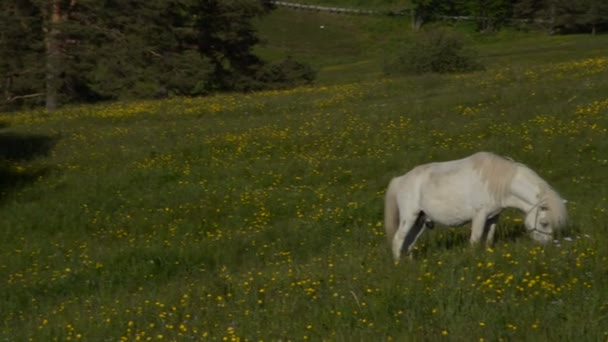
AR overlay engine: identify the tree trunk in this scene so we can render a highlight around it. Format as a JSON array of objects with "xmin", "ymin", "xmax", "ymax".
[
  {"xmin": 549, "ymin": 2, "xmax": 556, "ymax": 33},
  {"xmin": 44, "ymin": 0, "xmax": 62, "ymax": 111},
  {"xmin": 3, "ymin": 76, "xmax": 10, "ymax": 103},
  {"xmin": 411, "ymin": 9, "xmax": 424, "ymax": 31}
]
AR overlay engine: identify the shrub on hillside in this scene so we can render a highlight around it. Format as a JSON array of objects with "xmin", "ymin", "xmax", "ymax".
[
  {"xmin": 384, "ymin": 29, "xmax": 484, "ymax": 75},
  {"xmin": 258, "ymin": 57, "xmax": 317, "ymax": 89},
  {"xmin": 224, "ymin": 57, "xmax": 316, "ymax": 92}
]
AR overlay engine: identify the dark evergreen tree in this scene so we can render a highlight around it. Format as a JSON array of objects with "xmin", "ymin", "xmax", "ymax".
[
  {"xmin": 551, "ymin": 0, "xmax": 608, "ymax": 34},
  {"xmin": 1, "ymin": 0, "xmax": 311, "ymax": 111},
  {"xmin": 514, "ymin": 0, "xmax": 550, "ymax": 22},
  {"xmin": 467, "ymin": 0, "xmax": 514, "ymax": 32},
  {"xmin": 0, "ymin": 0, "xmax": 45, "ymax": 110},
  {"xmin": 191, "ymin": 0, "xmax": 274, "ymax": 91},
  {"xmin": 62, "ymin": 0, "xmax": 214, "ymax": 100},
  {"xmin": 410, "ymin": 0, "xmax": 451, "ymax": 30},
  {"xmin": 581, "ymin": 0, "xmax": 608, "ymax": 34}
]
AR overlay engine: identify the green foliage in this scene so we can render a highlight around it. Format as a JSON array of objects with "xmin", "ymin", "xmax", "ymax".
[
  {"xmin": 385, "ymin": 29, "xmax": 484, "ymax": 75},
  {"xmin": 513, "ymin": 0, "xmax": 550, "ymax": 20},
  {"xmin": 405, "ymin": 0, "xmax": 608, "ymax": 33},
  {"xmin": 0, "ymin": 1, "xmax": 45, "ymax": 110},
  {"xmin": 411, "ymin": 0, "xmax": 447, "ymax": 29},
  {"xmin": 552, "ymin": 0, "xmax": 608, "ymax": 34},
  {"xmin": 63, "ymin": 0, "xmax": 215, "ymax": 100},
  {"xmin": 468, "ymin": 0, "xmax": 514, "ymax": 32},
  {"xmin": 256, "ymin": 57, "xmax": 317, "ymax": 89},
  {"xmin": 190, "ymin": 0, "xmax": 272, "ymax": 91},
  {"xmin": 67, "ymin": 0, "xmax": 283, "ymax": 99},
  {"xmin": 0, "ymin": 0, "xmax": 315, "ymax": 110}
]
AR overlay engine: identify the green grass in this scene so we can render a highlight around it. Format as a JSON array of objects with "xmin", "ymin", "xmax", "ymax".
[
  {"xmin": 2, "ymin": 9, "xmax": 608, "ymax": 342},
  {"xmin": 257, "ymin": 8, "xmax": 608, "ymax": 83}
]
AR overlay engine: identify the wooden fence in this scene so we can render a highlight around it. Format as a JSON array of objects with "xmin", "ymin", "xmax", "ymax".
[
  {"xmin": 269, "ymin": 1, "xmax": 553, "ymax": 24},
  {"xmin": 269, "ymin": 1, "xmax": 390, "ymax": 16}
]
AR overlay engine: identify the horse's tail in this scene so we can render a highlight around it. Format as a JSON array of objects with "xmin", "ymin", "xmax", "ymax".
[{"xmin": 384, "ymin": 178, "xmax": 400, "ymax": 245}]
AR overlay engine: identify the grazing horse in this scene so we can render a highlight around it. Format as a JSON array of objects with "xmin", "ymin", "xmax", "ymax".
[{"xmin": 384, "ymin": 152, "xmax": 567, "ymax": 261}]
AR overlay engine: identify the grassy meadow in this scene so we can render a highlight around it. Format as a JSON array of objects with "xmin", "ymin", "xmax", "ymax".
[{"xmin": 2, "ymin": 9, "xmax": 608, "ymax": 342}]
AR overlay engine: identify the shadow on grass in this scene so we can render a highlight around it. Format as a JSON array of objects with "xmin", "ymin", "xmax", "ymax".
[
  {"xmin": 414, "ymin": 223, "xmax": 530, "ymax": 257},
  {"xmin": 0, "ymin": 128, "xmax": 58, "ymax": 199}
]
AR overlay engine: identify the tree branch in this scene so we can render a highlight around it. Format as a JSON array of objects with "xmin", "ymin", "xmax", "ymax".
[
  {"xmin": 7, "ymin": 93, "xmax": 45, "ymax": 103},
  {"xmin": 148, "ymin": 49, "xmax": 163, "ymax": 58}
]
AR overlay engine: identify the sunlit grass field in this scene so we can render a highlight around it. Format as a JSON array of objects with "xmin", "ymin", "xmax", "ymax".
[{"xmin": 2, "ymin": 14, "xmax": 608, "ymax": 342}]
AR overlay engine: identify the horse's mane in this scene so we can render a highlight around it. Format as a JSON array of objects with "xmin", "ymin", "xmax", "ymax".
[
  {"xmin": 471, "ymin": 152, "xmax": 567, "ymax": 229},
  {"xmin": 512, "ymin": 159, "xmax": 568, "ymax": 229},
  {"xmin": 471, "ymin": 152, "xmax": 518, "ymax": 201},
  {"xmin": 541, "ymin": 184, "xmax": 568, "ymax": 228}
]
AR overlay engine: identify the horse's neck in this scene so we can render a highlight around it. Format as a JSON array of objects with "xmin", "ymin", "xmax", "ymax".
[
  {"xmin": 504, "ymin": 167, "xmax": 542, "ymax": 212},
  {"xmin": 503, "ymin": 195, "xmax": 536, "ymax": 213}
]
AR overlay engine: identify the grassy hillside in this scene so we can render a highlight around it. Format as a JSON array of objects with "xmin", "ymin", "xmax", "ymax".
[
  {"xmin": 256, "ymin": 8, "xmax": 608, "ymax": 83},
  {"xmin": 2, "ymin": 7, "xmax": 608, "ymax": 341}
]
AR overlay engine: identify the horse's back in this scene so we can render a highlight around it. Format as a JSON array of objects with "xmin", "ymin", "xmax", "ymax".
[
  {"xmin": 394, "ymin": 151, "xmax": 515, "ymax": 200},
  {"xmin": 400, "ymin": 152, "xmax": 512, "ymax": 225}
]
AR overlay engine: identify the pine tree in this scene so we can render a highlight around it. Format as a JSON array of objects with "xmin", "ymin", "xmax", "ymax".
[
  {"xmin": 190, "ymin": 0, "xmax": 274, "ymax": 91},
  {"xmin": 61, "ymin": 0, "xmax": 214, "ymax": 100},
  {"xmin": 410, "ymin": 0, "xmax": 451, "ymax": 30},
  {"xmin": 0, "ymin": 0, "xmax": 45, "ymax": 110},
  {"xmin": 552, "ymin": 0, "xmax": 608, "ymax": 34},
  {"xmin": 42, "ymin": 0, "xmax": 64, "ymax": 110},
  {"xmin": 1, "ymin": 0, "xmax": 297, "ymax": 111},
  {"xmin": 514, "ymin": 0, "xmax": 550, "ymax": 22},
  {"xmin": 468, "ymin": 0, "xmax": 514, "ymax": 32},
  {"xmin": 582, "ymin": 0, "xmax": 608, "ymax": 34}
]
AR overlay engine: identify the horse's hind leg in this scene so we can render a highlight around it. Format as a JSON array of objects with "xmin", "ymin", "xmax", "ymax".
[
  {"xmin": 392, "ymin": 218, "xmax": 413, "ymax": 261},
  {"xmin": 392, "ymin": 211, "xmax": 425, "ymax": 261},
  {"xmin": 404, "ymin": 214, "xmax": 426, "ymax": 258}
]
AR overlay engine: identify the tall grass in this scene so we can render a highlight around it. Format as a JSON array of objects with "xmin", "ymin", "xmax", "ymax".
[{"xmin": 2, "ymin": 17, "xmax": 608, "ymax": 342}]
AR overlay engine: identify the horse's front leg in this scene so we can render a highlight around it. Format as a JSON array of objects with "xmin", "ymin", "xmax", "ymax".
[
  {"xmin": 484, "ymin": 214, "xmax": 500, "ymax": 247},
  {"xmin": 469, "ymin": 212, "xmax": 488, "ymax": 246}
]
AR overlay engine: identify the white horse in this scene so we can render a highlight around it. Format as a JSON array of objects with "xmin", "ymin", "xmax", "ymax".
[{"xmin": 384, "ymin": 151, "xmax": 567, "ymax": 261}]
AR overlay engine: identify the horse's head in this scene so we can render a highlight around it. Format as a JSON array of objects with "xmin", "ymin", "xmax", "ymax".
[
  {"xmin": 524, "ymin": 196, "xmax": 568, "ymax": 244},
  {"xmin": 524, "ymin": 204, "xmax": 555, "ymax": 244}
]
